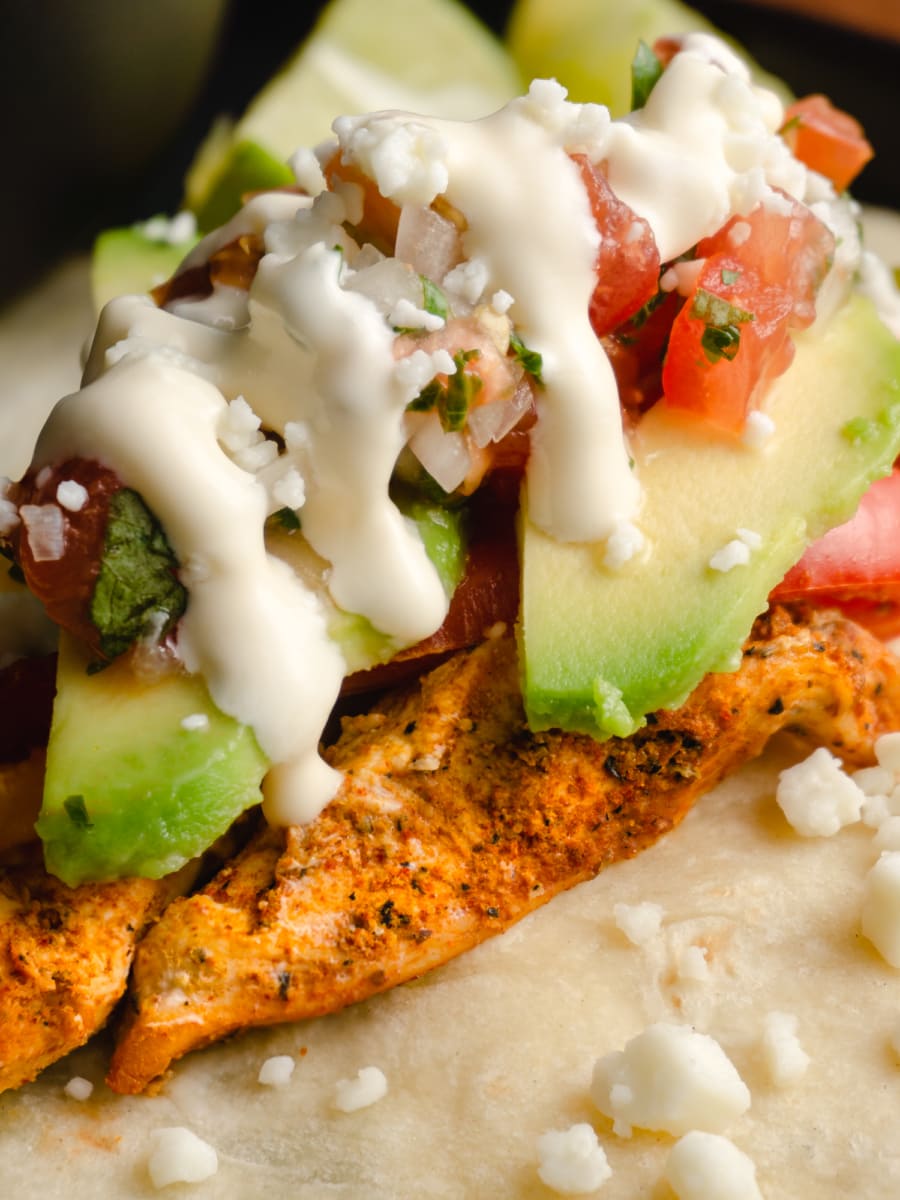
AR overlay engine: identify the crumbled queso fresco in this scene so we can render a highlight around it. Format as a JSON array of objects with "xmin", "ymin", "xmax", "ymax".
[
  {"xmin": 775, "ymin": 746, "xmax": 864, "ymax": 836},
  {"xmin": 589, "ymin": 1022, "xmax": 751, "ymax": 1138},
  {"xmin": 613, "ymin": 900, "xmax": 664, "ymax": 945},
  {"xmin": 147, "ymin": 1127, "xmax": 218, "ymax": 1189},
  {"xmin": 774, "ymin": 735, "xmax": 900, "ymax": 968},
  {"xmin": 761, "ymin": 1011, "xmax": 810, "ymax": 1088},
  {"xmin": 664, "ymin": 1131, "xmax": 763, "ymax": 1200},
  {"xmin": 63, "ymin": 1076, "xmax": 93, "ymax": 1101},
  {"xmin": 536, "ymin": 1124, "xmax": 613, "ymax": 1195},
  {"xmin": 708, "ymin": 528, "xmax": 762, "ymax": 573},
  {"xmin": 257, "ymin": 1054, "xmax": 295, "ymax": 1087},
  {"xmin": 333, "ymin": 1065, "xmax": 388, "ymax": 1112}
]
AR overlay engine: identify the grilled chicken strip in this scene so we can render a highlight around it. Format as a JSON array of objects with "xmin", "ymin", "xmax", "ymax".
[
  {"xmin": 0, "ymin": 855, "xmax": 185, "ymax": 1093},
  {"xmin": 107, "ymin": 605, "xmax": 900, "ymax": 1094}
]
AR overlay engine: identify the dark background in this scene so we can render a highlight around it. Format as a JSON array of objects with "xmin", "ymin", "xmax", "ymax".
[{"xmin": 2, "ymin": 0, "xmax": 897, "ymax": 305}]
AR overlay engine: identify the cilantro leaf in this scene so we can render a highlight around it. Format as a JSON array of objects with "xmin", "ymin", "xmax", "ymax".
[
  {"xmin": 691, "ymin": 289, "xmax": 754, "ymax": 328},
  {"xmin": 89, "ymin": 488, "xmax": 187, "ymax": 660},
  {"xmin": 631, "ymin": 40, "xmax": 663, "ymax": 111},
  {"xmin": 690, "ymin": 288, "xmax": 755, "ymax": 365},
  {"xmin": 406, "ymin": 349, "xmax": 483, "ymax": 432},
  {"xmin": 421, "ymin": 276, "xmax": 450, "ymax": 322},
  {"xmin": 271, "ymin": 506, "xmax": 301, "ymax": 532},
  {"xmin": 407, "ymin": 378, "xmax": 444, "ymax": 413},
  {"xmin": 700, "ymin": 324, "xmax": 743, "ymax": 363},
  {"xmin": 508, "ymin": 330, "xmax": 543, "ymax": 382},
  {"xmin": 64, "ymin": 795, "xmax": 94, "ymax": 830},
  {"xmin": 441, "ymin": 349, "xmax": 482, "ymax": 431}
]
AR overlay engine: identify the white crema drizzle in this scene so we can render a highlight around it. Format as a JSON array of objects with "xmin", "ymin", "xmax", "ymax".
[{"xmin": 31, "ymin": 34, "xmax": 859, "ymax": 824}]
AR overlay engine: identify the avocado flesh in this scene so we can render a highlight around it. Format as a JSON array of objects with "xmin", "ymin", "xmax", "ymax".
[
  {"xmin": 267, "ymin": 494, "xmax": 467, "ymax": 673},
  {"xmin": 521, "ymin": 294, "xmax": 900, "ymax": 739},
  {"xmin": 37, "ymin": 496, "xmax": 464, "ymax": 884},
  {"xmin": 37, "ymin": 634, "xmax": 268, "ymax": 886},
  {"xmin": 91, "ymin": 225, "xmax": 199, "ymax": 312}
]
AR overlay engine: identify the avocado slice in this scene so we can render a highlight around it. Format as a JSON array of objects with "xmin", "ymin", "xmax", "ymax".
[
  {"xmin": 184, "ymin": 0, "xmax": 523, "ymax": 228},
  {"xmin": 37, "ymin": 634, "xmax": 268, "ymax": 886},
  {"xmin": 520, "ymin": 295, "xmax": 900, "ymax": 738},
  {"xmin": 92, "ymin": 223, "xmax": 199, "ymax": 312},
  {"xmin": 267, "ymin": 493, "xmax": 468, "ymax": 673},
  {"xmin": 37, "ymin": 494, "xmax": 464, "ymax": 884}
]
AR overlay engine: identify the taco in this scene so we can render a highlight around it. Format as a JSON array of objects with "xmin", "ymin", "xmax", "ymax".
[{"xmin": 2, "ymin": 23, "xmax": 900, "ymax": 1197}]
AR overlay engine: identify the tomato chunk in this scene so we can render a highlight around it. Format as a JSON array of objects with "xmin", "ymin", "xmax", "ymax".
[
  {"xmin": 662, "ymin": 199, "xmax": 833, "ymax": 435},
  {"xmin": 602, "ymin": 289, "xmax": 683, "ymax": 419},
  {"xmin": 323, "ymin": 150, "xmax": 402, "ymax": 255},
  {"xmin": 697, "ymin": 200, "xmax": 833, "ymax": 329},
  {"xmin": 572, "ymin": 154, "xmax": 661, "ymax": 337},
  {"xmin": 771, "ymin": 468, "xmax": 900, "ymax": 638},
  {"xmin": 781, "ymin": 95, "xmax": 874, "ymax": 194},
  {"xmin": 7, "ymin": 459, "xmax": 122, "ymax": 657}
]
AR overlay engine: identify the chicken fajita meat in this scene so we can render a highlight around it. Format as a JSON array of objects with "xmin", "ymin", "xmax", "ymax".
[
  {"xmin": 106, "ymin": 604, "xmax": 900, "ymax": 1093},
  {"xmin": 0, "ymin": 854, "xmax": 184, "ymax": 1094}
]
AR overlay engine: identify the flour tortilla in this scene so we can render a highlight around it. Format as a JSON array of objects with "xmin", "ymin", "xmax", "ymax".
[{"xmin": 2, "ymin": 223, "xmax": 900, "ymax": 1198}]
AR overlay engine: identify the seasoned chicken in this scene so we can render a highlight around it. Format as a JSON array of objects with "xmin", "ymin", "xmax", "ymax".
[
  {"xmin": 0, "ymin": 854, "xmax": 184, "ymax": 1093},
  {"xmin": 106, "ymin": 606, "xmax": 900, "ymax": 1093}
]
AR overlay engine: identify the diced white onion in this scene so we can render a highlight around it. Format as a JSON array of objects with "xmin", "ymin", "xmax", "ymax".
[
  {"xmin": 346, "ymin": 257, "xmax": 422, "ymax": 317},
  {"xmin": 20, "ymin": 504, "xmax": 65, "ymax": 562},
  {"xmin": 467, "ymin": 379, "xmax": 533, "ymax": 448},
  {"xmin": 407, "ymin": 411, "xmax": 470, "ymax": 493},
  {"xmin": 395, "ymin": 204, "xmax": 461, "ymax": 283}
]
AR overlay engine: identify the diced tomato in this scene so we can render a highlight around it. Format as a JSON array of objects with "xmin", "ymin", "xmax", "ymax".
[
  {"xmin": 781, "ymin": 95, "xmax": 874, "ymax": 194},
  {"xmin": 662, "ymin": 256, "xmax": 794, "ymax": 434},
  {"xmin": 323, "ymin": 150, "xmax": 402, "ymax": 255},
  {"xmin": 603, "ymin": 289, "xmax": 684, "ymax": 418},
  {"xmin": 572, "ymin": 154, "xmax": 661, "ymax": 337},
  {"xmin": 8, "ymin": 459, "xmax": 122, "ymax": 657},
  {"xmin": 697, "ymin": 199, "xmax": 834, "ymax": 329},
  {"xmin": 770, "ymin": 468, "xmax": 900, "ymax": 639},
  {"xmin": 662, "ymin": 199, "xmax": 834, "ymax": 435},
  {"xmin": 651, "ymin": 36, "xmax": 682, "ymax": 68}
]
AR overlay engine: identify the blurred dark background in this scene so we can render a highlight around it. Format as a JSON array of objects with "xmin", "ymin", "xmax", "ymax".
[{"xmin": 1, "ymin": 0, "xmax": 897, "ymax": 306}]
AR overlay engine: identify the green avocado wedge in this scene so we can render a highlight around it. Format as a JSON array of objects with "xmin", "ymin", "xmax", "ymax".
[
  {"xmin": 37, "ymin": 635, "xmax": 268, "ymax": 886},
  {"xmin": 92, "ymin": 223, "xmax": 199, "ymax": 312},
  {"xmin": 520, "ymin": 295, "xmax": 900, "ymax": 739}
]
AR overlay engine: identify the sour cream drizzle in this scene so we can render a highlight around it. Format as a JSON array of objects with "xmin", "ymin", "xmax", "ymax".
[{"xmin": 29, "ymin": 34, "xmax": 862, "ymax": 824}]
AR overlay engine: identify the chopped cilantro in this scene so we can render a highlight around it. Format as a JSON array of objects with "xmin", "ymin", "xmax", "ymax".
[
  {"xmin": 64, "ymin": 795, "xmax": 93, "ymax": 830},
  {"xmin": 720, "ymin": 268, "xmax": 741, "ymax": 286},
  {"xmin": 442, "ymin": 349, "xmax": 483, "ymax": 431},
  {"xmin": 625, "ymin": 288, "xmax": 667, "ymax": 331},
  {"xmin": 421, "ymin": 276, "xmax": 450, "ymax": 322},
  {"xmin": 691, "ymin": 288, "xmax": 755, "ymax": 365},
  {"xmin": 630, "ymin": 40, "xmax": 663, "ymax": 111},
  {"xmin": 700, "ymin": 324, "xmax": 743, "ymax": 363},
  {"xmin": 89, "ymin": 488, "xmax": 187, "ymax": 660},
  {"xmin": 406, "ymin": 349, "xmax": 483, "ymax": 432},
  {"xmin": 407, "ymin": 378, "xmax": 444, "ymax": 413},
  {"xmin": 271, "ymin": 506, "xmax": 301, "ymax": 531},
  {"xmin": 508, "ymin": 330, "xmax": 543, "ymax": 381}
]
